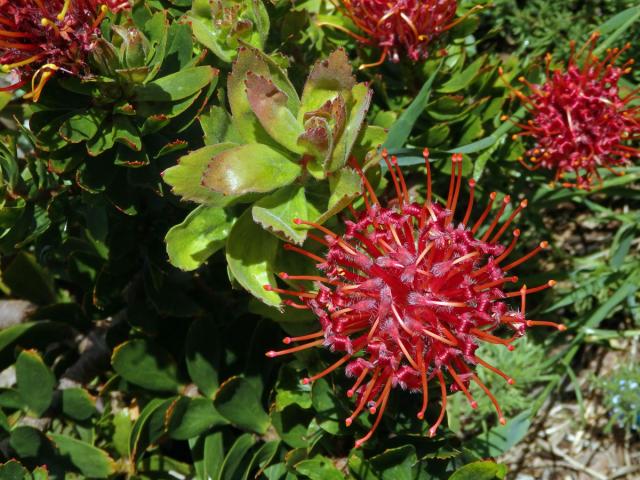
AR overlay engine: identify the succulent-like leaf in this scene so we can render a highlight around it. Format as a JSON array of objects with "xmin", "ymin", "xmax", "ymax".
[
  {"xmin": 300, "ymin": 48, "xmax": 356, "ymax": 117},
  {"xmin": 165, "ymin": 205, "xmax": 236, "ymax": 271},
  {"xmin": 202, "ymin": 143, "xmax": 301, "ymax": 196},
  {"xmin": 252, "ymin": 185, "xmax": 309, "ymax": 244},
  {"xmin": 245, "ymin": 73, "xmax": 305, "ymax": 154},
  {"xmin": 225, "ymin": 209, "xmax": 280, "ymax": 307}
]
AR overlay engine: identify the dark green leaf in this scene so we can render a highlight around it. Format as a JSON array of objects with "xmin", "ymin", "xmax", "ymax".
[
  {"xmin": 214, "ymin": 376, "xmax": 270, "ymax": 434},
  {"xmin": 16, "ymin": 349, "xmax": 55, "ymax": 417},
  {"xmin": 112, "ymin": 339, "xmax": 180, "ymax": 392}
]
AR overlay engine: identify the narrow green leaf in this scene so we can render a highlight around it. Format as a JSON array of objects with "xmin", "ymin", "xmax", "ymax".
[
  {"xmin": 593, "ymin": 6, "xmax": 640, "ymax": 55},
  {"xmin": 219, "ymin": 433, "xmax": 256, "ymax": 480},
  {"xmin": 383, "ymin": 59, "xmax": 443, "ymax": 150}
]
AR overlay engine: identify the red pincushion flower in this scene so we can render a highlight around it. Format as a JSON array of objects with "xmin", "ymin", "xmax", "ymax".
[
  {"xmin": 265, "ymin": 151, "xmax": 563, "ymax": 447},
  {"xmin": 0, "ymin": 0, "xmax": 130, "ymax": 101},
  {"xmin": 332, "ymin": 0, "xmax": 464, "ymax": 67},
  {"xmin": 504, "ymin": 33, "xmax": 640, "ymax": 189}
]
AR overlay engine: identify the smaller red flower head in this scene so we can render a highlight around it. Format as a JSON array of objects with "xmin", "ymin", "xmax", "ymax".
[
  {"xmin": 0, "ymin": 0, "xmax": 130, "ymax": 101},
  {"xmin": 265, "ymin": 150, "xmax": 563, "ymax": 447},
  {"xmin": 502, "ymin": 33, "xmax": 640, "ymax": 190},
  {"xmin": 332, "ymin": 0, "xmax": 470, "ymax": 68}
]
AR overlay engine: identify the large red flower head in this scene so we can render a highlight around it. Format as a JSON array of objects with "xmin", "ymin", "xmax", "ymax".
[
  {"xmin": 503, "ymin": 33, "xmax": 640, "ymax": 190},
  {"xmin": 333, "ymin": 0, "xmax": 463, "ymax": 67},
  {"xmin": 0, "ymin": 0, "xmax": 130, "ymax": 101},
  {"xmin": 266, "ymin": 151, "xmax": 564, "ymax": 447}
]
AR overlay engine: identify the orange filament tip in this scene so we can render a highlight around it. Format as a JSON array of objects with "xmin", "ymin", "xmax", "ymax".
[
  {"xmin": 499, "ymin": 417, "xmax": 507, "ymax": 425},
  {"xmin": 345, "ymin": 418, "xmax": 353, "ymax": 426},
  {"xmin": 471, "ymin": 401, "xmax": 478, "ymax": 409}
]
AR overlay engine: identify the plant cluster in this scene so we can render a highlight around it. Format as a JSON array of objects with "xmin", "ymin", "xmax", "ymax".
[{"xmin": 0, "ymin": 0, "xmax": 638, "ymax": 479}]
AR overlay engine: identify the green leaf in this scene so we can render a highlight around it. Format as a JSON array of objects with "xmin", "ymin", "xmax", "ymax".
[
  {"xmin": 200, "ymin": 106, "xmax": 243, "ymax": 145},
  {"xmin": 189, "ymin": 15, "xmax": 234, "ymax": 63},
  {"xmin": 10, "ymin": 426, "xmax": 49, "ymax": 458},
  {"xmin": 32, "ymin": 466, "xmax": 49, "ymax": 480},
  {"xmin": 3, "ymin": 252, "xmax": 56, "ymax": 305},
  {"xmin": 0, "ymin": 460, "xmax": 29, "ymax": 480},
  {"xmin": 275, "ymin": 365, "xmax": 312, "ymax": 411},
  {"xmin": 214, "ymin": 376, "xmax": 270, "ymax": 434},
  {"xmin": 452, "ymin": 107, "xmax": 525, "ymax": 154},
  {"xmin": 219, "ymin": 433, "xmax": 256, "ymax": 480},
  {"xmin": 227, "ymin": 46, "xmax": 299, "ymax": 145},
  {"xmin": 300, "ymin": 49, "xmax": 356, "ymax": 116},
  {"xmin": 167, "ymin": 397, "xmax": 227, "ymax": 440},
  {"xmin": 62, "ymin": 388, "xmax": 97, "ymax": 421},
  {"xmin": 202, "ymin": 143, "xmax": 301, "ymax": 196},
  {"xmin": 468, "ymin": 410, "xmax": 531, "ymax": 457},
  {"xmin": 315, "ymin": 167, "xmax": 363, "ymax": 225},
  {"xmin": 295, "ymin": 455, "xmax": 345, "ymax": 480},
  {"xmin": 252, "ymin": 185, "xmax": 309, "ymax": 244},
  {"xmin": 16, "ymin": 349, "xmax": 55, "ymax": 417},
  {"xmin": 327, "ymin": 83, "xmax": 373, "ymax": 172},
  {"xmin": 244, "ymin": 440, "xmax": 280, "ymax": 480},
  {"xmin": 48, "ymin": 434, "xmax": 116, "ymax": 479},
  {"xmin": 134, "ymin": 66, "xmax": 218, "ymax": 101},
  {"xmin": 203, "ymin": 431, "xmax": 225, "ymax": 480},
  {"xmin": 111, "ymin": 339, "xmax": 180, "ymax": 392},
  {"xmin": 383, "ymin": 59, "xmax": 443, "ymax": 150},
  {"xmin": 245, "ymin": 72, "xmax": 305, "ymax": 154},
  {"xmin": 593, "ymin": 5, "xmax": 640, "ymax": 55},
  {"xmin": 166, "ymin": 205, "xmax": 235, "ymax": 271},
  {"xmin": 129, "ymin": 397, "xmax": 175, "ymax": 464},
  {"xmin": 186, "ymin": 318, "xmax": 220, "ymax": 397},
  {"xmin": 271, "ymin": 405, "xmax": 313, "ymax": 448},
  {"xmin": 164, "ymin": 144, "xmax": 242, "ymax": 205},
  {"xmin": 438, "ymin": 56, "xmax": 486, "ymax": 93},
  {"xmin": 369, "ymin": 445, "xmax": 417, "ymax": 480},
  {"xmin": 225, "ymin": 208, "xmax": 281, "ymax": 307},
  {"xmin": 58, "ymin": 109, "xmax": 107, "ymax": 144},
  {"xmin": 449, "ymin": 461, "xmax": 508, "ymax": 480}
]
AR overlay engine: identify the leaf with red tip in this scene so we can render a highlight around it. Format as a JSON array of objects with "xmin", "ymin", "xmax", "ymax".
[
  {"xmin": 327, "ymin": 83, "xmax": 373, "ymax": 172},
  {"xmin": 245, "ymin": 72, "xmax": 305, "ymax": 154},
  {"xmin": 300, "ymin": 48, "xmax": 356, "ymax": 118},
  {"xmin": 228, "ymin": 46, "xmax": 299, "ymax": 145}
]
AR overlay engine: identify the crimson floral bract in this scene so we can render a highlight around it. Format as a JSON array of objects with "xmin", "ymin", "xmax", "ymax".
[
  {"xmin": 0, "ymin": 0, "xmax": 129, "ymax": 101},
  {"xmin": 505, "ymin": 33, "xmax": 640, "ymax": 189},
  {"xmin": 266, "ymin": 151, "xmax": 564, "ymax": 447},
  {"xmin": 334, "ymin": 0, "xmax": 461, "ymax": 67}
]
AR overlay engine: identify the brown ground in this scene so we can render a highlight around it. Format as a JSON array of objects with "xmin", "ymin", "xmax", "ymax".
[{"xmin": 502, "ymin": 344, "xmax": 640, "ymax": 479}]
